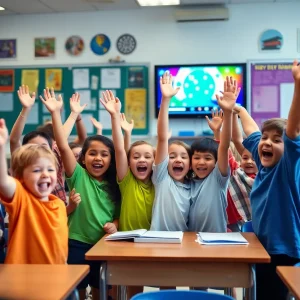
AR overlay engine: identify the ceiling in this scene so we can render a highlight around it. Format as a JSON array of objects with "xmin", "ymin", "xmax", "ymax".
[{"xmin": 0, "ymin": 0, "xmax": 297, "ymax": 15}]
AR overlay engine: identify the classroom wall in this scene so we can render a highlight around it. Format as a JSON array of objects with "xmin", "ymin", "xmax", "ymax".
[{"xmin": 0, "ymin": 1, "xmax": 298, "ymax": 141}]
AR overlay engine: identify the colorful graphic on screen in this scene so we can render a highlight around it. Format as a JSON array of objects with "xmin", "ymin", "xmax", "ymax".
[{"xmin": 155, "ymin": 64, "xmax": 246, "ymax": 118}]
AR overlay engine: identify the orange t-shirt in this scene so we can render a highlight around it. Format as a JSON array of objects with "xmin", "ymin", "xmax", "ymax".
[{"xmin": 1, "ymin": 180, "xmax": 68, "ymax": 264}]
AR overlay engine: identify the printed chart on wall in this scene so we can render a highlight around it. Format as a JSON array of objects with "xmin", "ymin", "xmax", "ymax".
[{"xmin": 250, "ymin": 61, "xmax": 294, "ymax": 128}]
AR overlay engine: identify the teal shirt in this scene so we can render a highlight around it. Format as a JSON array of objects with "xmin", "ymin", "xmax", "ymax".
[{"xmin": 66, "ymin": 164, "xmax": 119, "ymax": 244}]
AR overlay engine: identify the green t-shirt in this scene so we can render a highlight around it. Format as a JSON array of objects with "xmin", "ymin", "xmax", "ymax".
[
  {"xmin": 118, "ymin": 170, "xmax": 154, "ymax": 231},
  {"xmin": 66, "ymin": 164, "xmax": 120, "ymax": 244}
]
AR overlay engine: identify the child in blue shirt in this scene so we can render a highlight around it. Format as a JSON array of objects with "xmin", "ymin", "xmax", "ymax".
[{"xmin": 236, "ymin": 60, "xmax": 300, "ymax": 300}]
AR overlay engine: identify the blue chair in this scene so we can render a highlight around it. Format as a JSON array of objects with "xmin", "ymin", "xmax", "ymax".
[
  {"xmin": 241, "ymin": 221, "xmax": 253, "ymax": 233},
  {"xmin": 131, "ymin": 290, "xmax": 234, "ymax": 300}
]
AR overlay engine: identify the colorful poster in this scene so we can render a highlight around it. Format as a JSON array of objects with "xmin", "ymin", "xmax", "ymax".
[
  {"xmin": 90, "ymin": 34, "xmax": 111, "ymax": 56},
  {"xmin": 250, "ymin": 62, "xmax": 294, "ymax": 128},
  {"xmin": 65, "ymin": 36, "xmax": 84, "ymax": 56},
  {"xmin": 128, "ymin": 67, "xmax": 144, "ymax": 88},
  {"xmin": 0, "ymin": 69, "xmax": 14, "ymax": 92},
  {"xmin": 125, "ymin": 89, "xmax": 146, "ymax": 129},
  {"xmin": 0, "ymin": 39, "xmax": 16, "ymax": 58},
  {"xmin": 21, "ymin": 70, "xmax": 39, "ymax": 94},
  {"xmin": 45, "ymin": 69, "xmax": 62, "ymax": 91},
  {"xmin": 259, "ymin": 29, "xmax": 283, "ymax": 51},
  {"xmin": 34, "ymin": 37, "xmax": 55, "ymax": 57}
]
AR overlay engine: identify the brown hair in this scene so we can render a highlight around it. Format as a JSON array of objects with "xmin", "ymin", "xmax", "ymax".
[
  {"xmin": 127, "ymin": 141, "xmax": 155, "ymax": 161},
  {"xmin": 261, "ymin": 118, "xmax": 287, "ymax": 136},
  {"xmin": 37, "ymin": 123, "xmax": 55, "ymax": 141},
  {"xmin": 169, "ymin": 140, "xmax": 191, "ymax": 158},
  {"xmin": 11, "ymin": 144, "xmax": 58, "ymax": 180}
]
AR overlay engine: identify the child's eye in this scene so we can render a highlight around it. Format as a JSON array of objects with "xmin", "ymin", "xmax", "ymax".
[
  {"xmin": 48, "ymin": 168, "xmax": 55, "ymax": 172},
  {"xmin": 33, "ymin": 169, "xmax": 40, "ymax": 173}
]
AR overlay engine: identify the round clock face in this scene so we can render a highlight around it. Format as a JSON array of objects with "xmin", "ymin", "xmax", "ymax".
[{"xmin": 116, "ymin": 34, "xmax": 136, "ymax": 55}]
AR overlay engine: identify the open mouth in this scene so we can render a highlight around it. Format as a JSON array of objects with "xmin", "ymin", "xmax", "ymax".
[
  {"xmin": 262, "ymin": 150, "xmax": 273, "ymax": 159},
  {"xmin": 92, "ymin": 163, "xmax": 103, "ymax": 170},
  {"xmin": 137, "ymin": 166, "xmax": 148, "ymax": 173},
  {"xmin": 38, "ymin": 182, "xmax": 50, "ymax": 191},
  {"xmin": 173, "ymin": 166, "xmax": 184, "ymax": 174},
  {"xmin": 196, "ymin": 167, "xmax": 207, "ymax": 172}
]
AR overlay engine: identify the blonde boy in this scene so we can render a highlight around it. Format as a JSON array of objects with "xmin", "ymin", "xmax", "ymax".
[{"xmin": 0, "ymin": 119, "xmax": 68, "ymax": 264}]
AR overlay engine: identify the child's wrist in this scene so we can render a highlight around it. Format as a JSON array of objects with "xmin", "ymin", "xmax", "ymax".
[{"xmin": 70, "ymin": 112, "xmax": 79, "ymax": 121}]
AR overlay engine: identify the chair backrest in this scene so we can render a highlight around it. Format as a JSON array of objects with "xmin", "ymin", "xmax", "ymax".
[
  {"xmin": 294, "ymin": 262, "xmax": 300, "ymax": 267},
  {"xmin": 241, "ymin": 221, "xmax": 253, "ymax": 233},
  {"xmin": 131, "ymin": 290, "xmax": 235, "ymax": 300}
]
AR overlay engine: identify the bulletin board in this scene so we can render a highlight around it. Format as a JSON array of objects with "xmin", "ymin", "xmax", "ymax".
[
  {"xmin": 0, "ymin": 64, "xmax": 149, "ymax": 136},
  {"xmin": 248, "ymin": 60, "xmax": 294, "ymax": 128}
]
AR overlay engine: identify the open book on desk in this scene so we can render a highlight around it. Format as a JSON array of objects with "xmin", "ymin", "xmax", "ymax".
[
  {"xmin": 196, "ymin": 232, "xmax": 249, "ymax": 245},
  {"xmin": 105, "ymin": 229, "xmax": 183, "ymax": 244}
]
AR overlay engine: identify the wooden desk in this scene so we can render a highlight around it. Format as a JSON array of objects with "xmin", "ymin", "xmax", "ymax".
[
  {"xmin": 86, "ymin": 232, "xmax": 270, "ymax": 300},
  {"xmin": 277, "ymin": 266, "xmax": 300, "ymax": 300},
  {"xmin": 0, "ymin": 264, "xmax": 90, "ymax": 300}
]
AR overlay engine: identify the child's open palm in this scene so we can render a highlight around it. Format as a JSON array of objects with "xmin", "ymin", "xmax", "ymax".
[
  {"xmin": 39, "ymin": 87, "xmax": 63, "ymax": 113},
  {"xmin": 292, "ymin": 60, "xmax": 300, "ymax": 82},
  {"xmin": 70, "ymin": 93, "xmax": 87, "ymax": 114},
  {"xmin": 17, "ymin": 85, "xmax": 36, "ymax": 108},
  {"xmin": 90, "ymin": 117, "xmax": 103, "ymax": 131},
  {"xmin": 160, "ymin": 72, "xmax": 180, "ymax": 99},
  {"xmin": 216, "ymin": 76, "xmax": 240, "ymax": 112},
  {"xmin": 0, "ymin": 119, "xmax": 8, "ymax": 146},
  {"xmin": 205, "ymin": 109, "xmax": 223, "ymax": 133},
  {"xmin": 120, "ymin": 113, "xmax": 134, "ymax": 132},
  {"xmin": 100, "ymin": 90, "xmax": 121, "ymax": 115}
]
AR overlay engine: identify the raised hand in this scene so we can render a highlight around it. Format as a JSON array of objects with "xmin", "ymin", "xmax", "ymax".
[
  {"xmin": 39, "ymin": 87, "xmax": 63, "ymax": 113},
  {"xmin": 99, "ymin": 90, "xmax": 121, "ymax": 116},
  {"xmin": 17, "ymin": 85, "xmax": 36, "ymax": 108},
  {"xmin": 120, "ymin": 113, "xmax": 134, "ymax": 132},
  {"xmin": 90, "ymin": 117, "xmax": 103, "ymax": 131},
  {"xmin": 216, "ymin": 76, "xmax": 240, "ymax": 112},
  {"xmin": 70, "ymin": 93, "xmax": 87, "ymax": 114},
  {"xmin": 160, "ymin": 71, "xmax": 180, "ymax": 99},
  {"xmin": 292, "ymin": 60, "xmax": 300, "ymax": 82},
  {"xmin": 0, "ymin": 119, "xmax": 8, "ymax": 147},
  {"xmin": 205, "ymin": 109, "xmax": 223, "ymax": 133}
]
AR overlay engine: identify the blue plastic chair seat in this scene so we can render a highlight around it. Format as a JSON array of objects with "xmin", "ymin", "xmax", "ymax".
[{"xmin": 131, "ymin": 290, "xmax": 234, "ymax": 300}]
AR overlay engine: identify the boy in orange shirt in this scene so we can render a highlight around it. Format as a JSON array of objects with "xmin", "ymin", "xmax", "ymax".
[{"xmin": 0, "ymin": 118, "xmax": 68, "ymax": 264}]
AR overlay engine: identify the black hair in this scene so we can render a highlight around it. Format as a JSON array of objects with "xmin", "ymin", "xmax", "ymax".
[
  {"xmin": 69, "ymin": 142, "xmax": 82, "ymax": 150},
  {"xmin": 191, "ymin": 138, "xmax": 219, "ymax": 161},
  {"xmin": 22, "ymin": 130, "xmax": 53, "ymax": 149},
  {"xmin": 37, "ymin": 123, "xmax": 55, "ymax": 141},
  {"xmin": 78, "ymin": 135, "xmax": 121, "ymax": 205}
]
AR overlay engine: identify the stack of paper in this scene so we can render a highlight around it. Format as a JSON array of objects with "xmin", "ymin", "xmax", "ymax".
[
  {"xmin": 196, "ymin": 232, "xmax": 249, "ymax": 245},
  {"xmin": 105, "ymin": 230, "xmax": 183, "ymax": 244}
]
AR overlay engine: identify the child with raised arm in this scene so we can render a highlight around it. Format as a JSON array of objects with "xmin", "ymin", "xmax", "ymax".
[
  {"xmin": 151, "ymin": 72, "xmax": 191, "ymax": 232},
  {"xmin": 236, "ymin": 60, "xmax": 300, "ymax": 300},
  {"xmin": 0, "ymin": 119, "xmax": 68, "ymax": 264},
  {"xmin": 40, "ymin": 89, "xmax": 120, "ymax": 300},
  {"xmin": 188, "ymin": 76, "xmax": 237, "ymax": 233}
]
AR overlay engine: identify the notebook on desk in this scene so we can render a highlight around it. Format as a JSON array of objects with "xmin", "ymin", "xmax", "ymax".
[
  {"xmin": 105, "ymin": 230, "xmax": 183, "ymax": 244},
  {"xmin": 196, "ymin": 232, "xmax": 249, "ymax": 245}
]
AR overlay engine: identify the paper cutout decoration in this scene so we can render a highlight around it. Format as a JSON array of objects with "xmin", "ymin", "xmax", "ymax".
[
  {"xmin": 90, "ymin": 34, "xmax": 111, "ymax": 55},
  {"xmin": 65, "ymin": 36, "xmax": 84, "ymax": 56},
  {"xmin": 259, "ymin": 29, "xmax": 283, "ymax": 51}
]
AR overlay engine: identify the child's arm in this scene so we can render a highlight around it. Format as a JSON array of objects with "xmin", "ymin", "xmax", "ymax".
[
  {"xmin": 100, "ymin": 91, "xmax": 128, "ymax": 181},
  {"xmin": 286, "ymin": 60, "xmax": 300, "ymax": 139},
  {"xmin": 234, "ymin": 106, "xmax": 260, "ymax": 137},
  {"xmin": 155, "ymin": 72, "xmax": 180, "ymax": 165},
  {"xmin": 205, "ymin": 109, "xmax": 223, "ymax": 141},
  {"xmin": 90, "ymin": 117, "xmax": 103, "ymax": 135},
  {"xmin": 72, "ymin": 114, "xmax": 87, "ymax": 145},
  {"xmin": 120, "ymin": 113, "xmax": 134, "ymax": 153},
  {"xmin": 0, "ymin": 119, "xmax": 16, "ymax": 200},
  {"xmin": 232, "ymin": 113, "xmax": 245, "ymax": 156},
  {"xmin": 40, "ymin": 89, "xmax": 86, "ymax": 177},
  {"xmin": 216, "ymin": 77, "xmax": 239, "ymax": 176},
  {"xmin": 10, "ymin": 85, "xmax": 36, "ymax": 153}
]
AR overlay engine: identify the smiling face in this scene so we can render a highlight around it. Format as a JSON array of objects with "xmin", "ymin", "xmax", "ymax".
[
  {"xmin": 82, "ymin": 141, "xmax": 111, "ymax": 181},
  {"xmin": 191, "ymin": 151, "xmax": 216, "ymax": 179},
  {"xmin": 167, "ymin": 143, "xmax": 190, "ymax": 183},
  {"xmin": 21, "ymin": 157, "xmax": 57, "ymax": 201},
  {"xmin": 258, "ymin": 129, "xmax": 284, "ymax": 168},
  {"xmin": 27, "ymin": 136, "xmax": 51, "ymax": 149},
  {"xmin": 240, "ymin": 149, "xmax": 258, "ymax": 174},
  {"xmin": 129, "ymin": 144, "xmax": 154, "ymax": 183}
]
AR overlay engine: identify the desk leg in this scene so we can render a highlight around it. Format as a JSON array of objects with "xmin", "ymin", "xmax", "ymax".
[
  {"xmin": 100, "ymin": 262, "xmax": 107, "ymax": 300},
  {"xmin": 117, "ymin": 285, "xmax": 127, "ymax": 300},
  {"xmin": 245, "ymin": 264, "xmax": 256, "ymax": 300}
]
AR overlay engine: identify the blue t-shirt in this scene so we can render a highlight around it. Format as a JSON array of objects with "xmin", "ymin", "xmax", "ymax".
[{"xmin": 243, "ymin": 131, "xmax": 300, "ymax": 258}]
